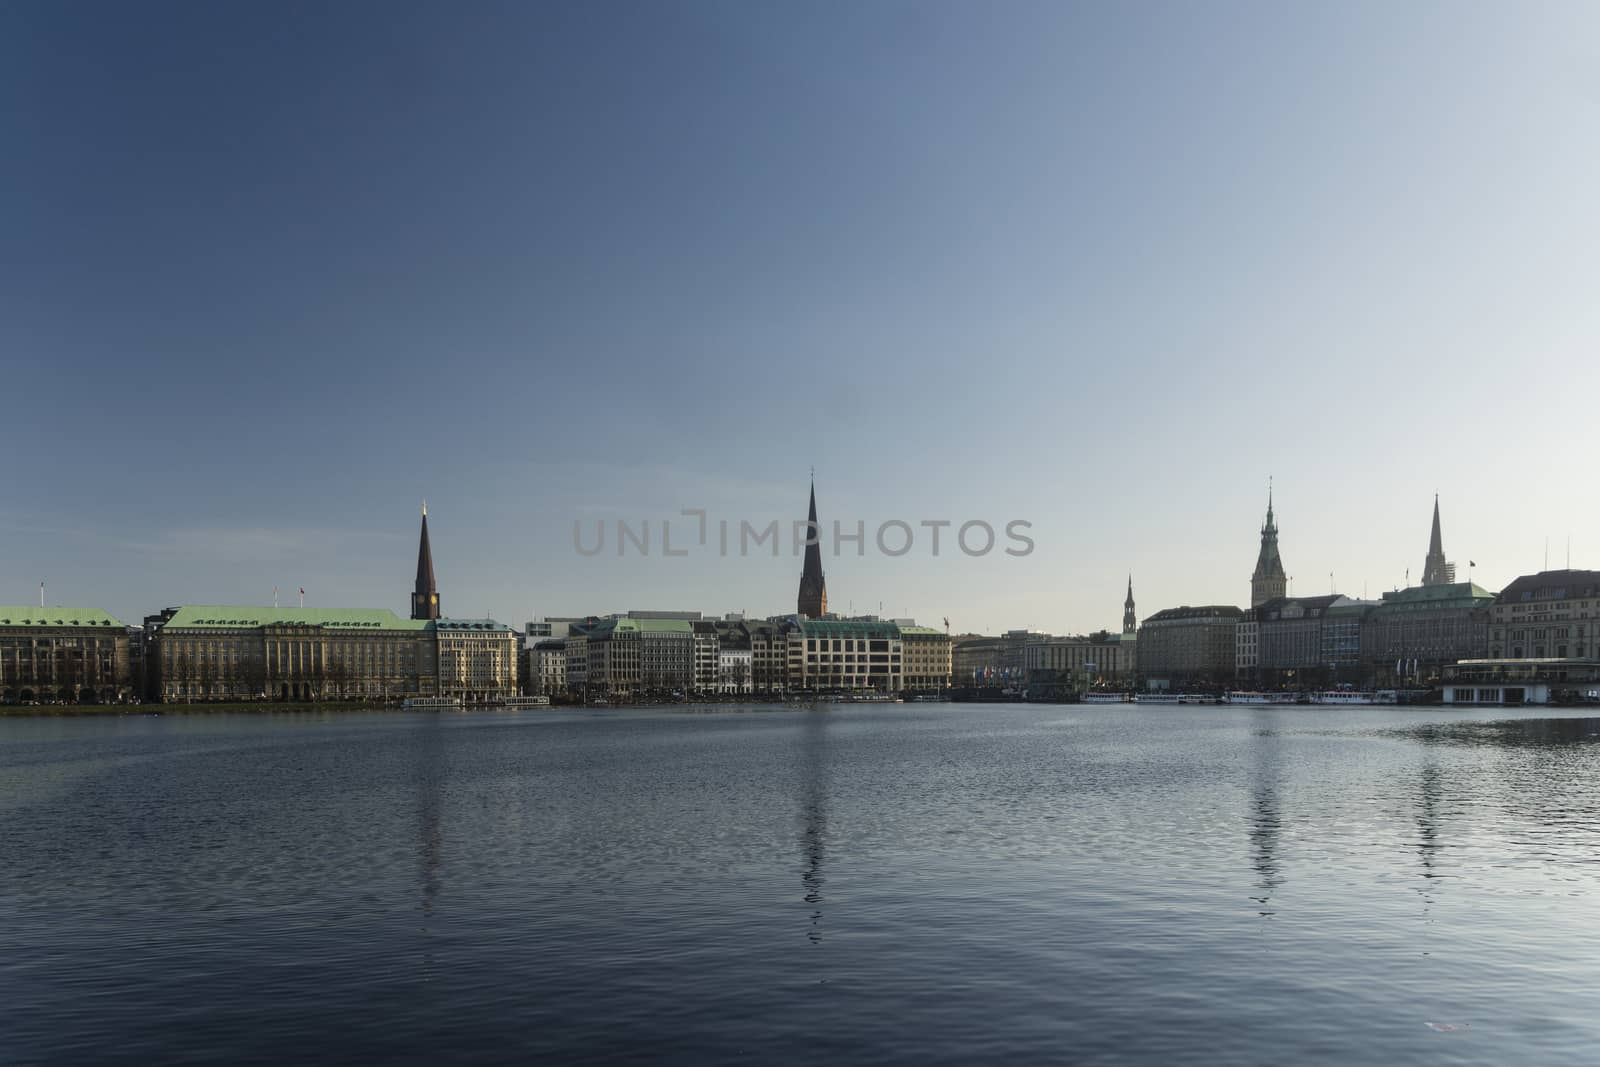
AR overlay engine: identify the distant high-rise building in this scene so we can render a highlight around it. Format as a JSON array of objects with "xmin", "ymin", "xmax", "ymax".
[
  {"xmin": 1420, "ymin": 495, "xmax": 1455, "ymax": 586},
  {"xmin": 1250, "ymin": 487, "xmax": 1288, "ymax": 608},
  {"xmin": 411, "ymin": 503, "xmax": 440, "ymax": 621},
  {"xmin": 1123, "ymin": 575, "xmax": 1137, "ymax": 635},
  {"xmin": 797, "ymin": 478, "xmax": 828, "ymax": 618}
]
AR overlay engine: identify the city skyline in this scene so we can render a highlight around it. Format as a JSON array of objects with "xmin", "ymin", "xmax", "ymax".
[
  {"xmin": 3, "ymin": 485, "xmax": 1577, "ymax": 638},
  {"xmin": 5, "ymin": 2, "xmax": 1598, "ymax": 632}
]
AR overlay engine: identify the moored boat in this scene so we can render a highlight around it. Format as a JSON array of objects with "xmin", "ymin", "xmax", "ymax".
[
  {"xmin": 1310, "ymin": 690, "xmax": 1379, "ymax": 705},
  {"xmin": 402, "ymin": 695, "xmax": 463, "ymax": 711}
]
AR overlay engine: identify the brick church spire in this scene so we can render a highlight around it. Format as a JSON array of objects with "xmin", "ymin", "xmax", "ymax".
[
  {"xmin": 411, "ymin": 502, "xmax": 440, "ymax": 620},
  {"xmin": 1250, "ymin": 482, "xmax": 1287, "ymax": 608},
  {"xmin": 797, "ymin": 477, "xmax": 827, "ymax": 618}
]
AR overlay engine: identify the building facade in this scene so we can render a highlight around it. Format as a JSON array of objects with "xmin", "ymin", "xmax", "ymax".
[
  {"xmin": 0, "ymin": 607, "xmax": 133, "ymax": 704},
  {"xmin": 1485, "ymin": 570, "xmax": 1600, "ymax": 660},
  {"xmin": 899, "ymin": 625, "xmax": 953, "ymax": 693},
  {"xmin": 434, "ymin": 619, "xmax": 517, "ymax": 702},
  {"xmin": 154, "ymin": 607, "xmax": 436, "ymax": 702},
  {"xmin": 1024, "ymin": 632, "xmax": 1137, "ymax": 686},
  {"xmin": 526, "ymin": 638, "xmax": 567, "ymax": 696},
  {"xmin": 788, "ymin": 619, "xmax": 903, "ymax": 692},
  {"xmin": 1361, "ymin": 582, "xmax": 1492, "ymax": 686},
  {"xmin": 1137, "ymin": 605, "xmax": 1243, "ymax": 688}
]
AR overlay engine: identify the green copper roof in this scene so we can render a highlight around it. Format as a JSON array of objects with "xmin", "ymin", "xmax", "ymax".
[
  {"xmin": 0, "ymin": 607, "xmax": 124, "ymax": 628},
  {"xmin": 898, "ymin": 626, "xmax": 946, "ymax": 637},
  {"xmin": 163, "ymin": 606, "xmax": 430, "ymax": 631},
  {"xmin": 1373, "ymin": 582, "xmax": 1496, "ymax": 615}
]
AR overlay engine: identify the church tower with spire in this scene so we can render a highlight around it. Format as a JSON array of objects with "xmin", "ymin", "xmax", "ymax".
[
  {"xmin": 411, "ymin": 502, "xmax": 441, "ymax": 621},
  {"xmin": 1123, "ymin": 575, "xmax": 1137, "ymax": 634},
  {"xmin": 796, "ymin": 478, "xmax": 828, "ymax": 618},
  {"xmin": 1250, "ymin": 485, "xmax": 1287, "ymax": 608},
  {"xmin": 1420, "ymin": 494, "xmax": 1455, "ymax": 586}
]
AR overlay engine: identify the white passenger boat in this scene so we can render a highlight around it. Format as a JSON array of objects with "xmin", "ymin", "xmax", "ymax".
[
  {"xmin": 1135, "ymin": 693, "xmax": 1220, "ymax": 705},
  {"xmin": 403, "ymin": 695, "xmax": 463, "ymax": 711},
  {"xmin": 1082, "ymin": 692, "xmax": 1132, "ymax": 704},
  {"xmin": 1310, "ymin": 691, "xmax": 1380, "ymax": 705},
  {"xmin": 499, "ymin": 696, "xmax": 551, "ymax": 709},
  {"xmin": 1226, "ymin": 691, "xmax": 1274, "ymax": 704}
]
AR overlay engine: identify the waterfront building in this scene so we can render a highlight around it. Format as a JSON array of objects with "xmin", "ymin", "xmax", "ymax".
[
  {"xmin": 1485, "ymin": 570, "xmax": 1600, "ymax": 660},
  {"xmin": 744, "ymin": 620, "xmax": 791, "ymax": 694},
  {"xmin": 1136, "ymin": 605, "xmax": 1243, "ymax": 689},
  {"xmin": 435, "ymin": 618, "xmax": 518, "ymax": 703},
  {"xmin": 527, "ymin": 638, "xmax": 567, "ymax": 696},
  {"xmin": 1255, "ymin": 595, "xmax": 1348, "ymax": 687},
  {"xmin": 1440, "ymin": 658, "xmax": 1600, "ymax": 706},
  {"xmin": 583, "ymin": 617, "xmax": 640, "ymax": 695},
  {"xmin": 1360, "ymin": 582, "xmax": 1493, "ymax": 686},
  {"xmin": 580, "ymin": 617, "xmax": 696, "ymax": 695},
  {"xmin": 1420, "ymin": 496, "xmax": 1456, "ymax": 587},
  {"xmin": 796, "ymin": 479, "xmax": 828, "ymax": 618},
  {"xmin": 1024, "ymin": 631, "xmax": 1137, "ymax": 686},
  {"xmin": 1320, "ymin": 598, "xmax": 1379, "ymax": 685},
  {"xmin": 717, "ymin": 632, "xmax": 754, "ymax": 693},
  {"xmin": 564, "ymin": 626, "xmax": 591, "ymax": 693},
  {"xmin": 952, "ymin": 634, "xmax": 1006, "ymax": 684},
  {"xmin": 693, "ymin": 620, "xmax": 721, "ymax": 692},
  {"xmin": 1250, "ymin": 488, "xmax": 1287, "ymax": 608},
  {"xmin": 1236, "ymin": 608, "xmax": 1259, "ymax": 681},
  {"xmin": 899, "ymin": 625, "xmax": 953, "ymax": 693},
  {"xmin": 788, "ymin": 618, "xmax": 903, "ymax": 692},
  {"xmin": 153, "ymin": 607, "xmax": 435, "ymax": 702},
  {"xmin": 640, "ymin": 618, "xmax": 694, "ymax": 691},
  {"xmin": 0, "ymin": 607, "xmax": 133, "ymax": 704}
]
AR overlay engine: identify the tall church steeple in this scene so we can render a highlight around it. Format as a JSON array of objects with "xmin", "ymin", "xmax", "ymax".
[
  {"xmin": 1123, "ymin": 575, "xmax": 1137, "ymax": 634},
  {"xmin": 411, "ymin": 502, "xmax": 440, "ymax": 620},
  {"xmin": 797, "ymin": 477, "xmax": 827, "ymax": 618},
  {"xmin": 1250, "ymin": 483, "xmax": 1287, "ymax": 607},
  {"xmin": 1420, "ymin": 494, "xmax": 1454, "ymax": 586}
]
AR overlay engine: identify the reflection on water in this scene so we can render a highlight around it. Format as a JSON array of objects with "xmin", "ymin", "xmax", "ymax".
[
  {"xmin": 1247, "ymin": 716, "xmax": 1283, "ymax": 916},
  {"xmin": 1415, "ymin": 759, "xmax": 1443, "ymax": 907},
  {"xmin": 798, "ymin": 709, "xmax": 828, "ymax": 945},
  {"xmin": 417, "ymin": 715, "xmax": 443, "ymax": 982},
  {"xmin": 5, "ymin": 705, "xmax": 1600, "ymax": 1066},
  {"xmin": 1400, "ymin": 716, "xmax": 1600, "ymax": 748}
]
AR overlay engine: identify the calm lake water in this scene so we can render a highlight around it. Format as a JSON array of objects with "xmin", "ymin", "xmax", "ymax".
[{"xmin": 3, "ymin": 703, "xmax": 1600, "ymax": 1064}]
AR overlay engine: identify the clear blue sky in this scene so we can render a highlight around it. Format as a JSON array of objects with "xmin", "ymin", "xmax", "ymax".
[{"xmin": 4, "ymin": 1, "xmax": 1598, "ymax": 632}]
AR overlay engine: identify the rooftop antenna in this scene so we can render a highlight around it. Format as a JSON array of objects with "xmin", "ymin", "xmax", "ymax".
[
  {"xmin": 274, "ymin": 585, "xmax": 279, "ymax": 608},
  {"xmin": 40, "ymin": 580, "xmax": 45, "ymax": 608}
]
